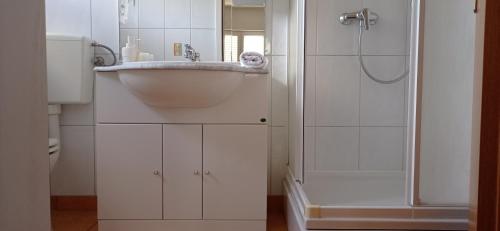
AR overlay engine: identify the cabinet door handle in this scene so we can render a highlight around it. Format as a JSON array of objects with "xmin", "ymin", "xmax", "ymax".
[
  {"xmin": 194, "ymin": 170, "xmax": 200, "ymax": 175},
  {"xmin": 204, "ymin": 170, "xmax": 210, "ymax": 175},
  {"xmin": 153, "ymin": 170, "xmax": 161, "ymax": 176}
]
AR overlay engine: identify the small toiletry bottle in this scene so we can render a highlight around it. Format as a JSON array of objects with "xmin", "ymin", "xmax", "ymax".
[
  {"xmin": 138, "ymin": 52, "xmax": 155, "ymax": 61},
  {"xmin": 122, "ymin": 36, "xmax": 139, "ymax": 62}
]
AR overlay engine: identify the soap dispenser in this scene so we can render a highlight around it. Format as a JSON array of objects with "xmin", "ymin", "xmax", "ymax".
[{"xmin": 122, "ymin": 36, "xmax": 139, "ymax": 62}]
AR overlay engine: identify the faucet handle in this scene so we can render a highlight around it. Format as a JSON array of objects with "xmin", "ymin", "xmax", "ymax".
[
  {"xmin": 361, "ymin": 8, "xmax": 370, "ymax": 30},
  {"xmin": 183, "ymin": 44, "xmax": 192, "ymax": 58}
]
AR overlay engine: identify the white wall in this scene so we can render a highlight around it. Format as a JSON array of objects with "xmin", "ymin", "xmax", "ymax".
[
  {"xmin": 267, "ymin": 0, "xmax": 290, "ymax": 195},
  {"xmin": 119, "ymin": 0, "xmax": 221, "ymax": 61},
  {"xmin": 0, "ymin": 0, "xmax": 51, "ymax": 229},
  {"xmin": 418, "ymin": 0, "xmax": 476, "ymax": 205},
  {"xmin": 303, "ymin": 0, "xmax": 410, "ymax": 171},
  {"xmin": 45, "ymin": 0, "xmax": 119, "ymax": 196},
  {"xmin": 45, "ymin": 0, "xmax": 290, "ymax": 196}
]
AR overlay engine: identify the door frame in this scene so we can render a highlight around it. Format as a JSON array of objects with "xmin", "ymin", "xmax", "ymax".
[{"xmin": 472, "ymin": 0, "xmax": 500, "ymax": 229}]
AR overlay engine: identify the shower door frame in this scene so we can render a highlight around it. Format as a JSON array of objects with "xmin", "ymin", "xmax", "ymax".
[
  {"xmin": 405, "ymin": 0, "xmax": 424, "ymax": 207},
  {"xmin": 285, "ymin": 0, "xmax": 474, "ymax": 229}
]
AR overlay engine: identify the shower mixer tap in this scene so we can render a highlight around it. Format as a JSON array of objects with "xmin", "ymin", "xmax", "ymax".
[
  {"xmin": 339, "ymin": 8, "xmax": 378, "ymax": 30},
  {"xmin": 339, "ymin": 8, "xmax": 408, "ymax": 84}
]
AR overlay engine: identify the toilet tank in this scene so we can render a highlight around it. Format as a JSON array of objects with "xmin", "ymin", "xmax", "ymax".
[{"xmin": 46, "ymin": 34, "xmax": 94, "ymax": 104}]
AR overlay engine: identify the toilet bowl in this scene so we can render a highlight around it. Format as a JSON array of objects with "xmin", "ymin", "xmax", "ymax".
[{"xmin": 48, "ymin": 105, "xmax": 61, "ymax": 173}]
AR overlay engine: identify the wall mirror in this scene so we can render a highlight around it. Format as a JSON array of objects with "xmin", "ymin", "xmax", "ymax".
[
  {"xmin": 223, "ymin": 0, "xmax": 265, "ymax": 62},
  {"xmin": 118, "ymin": 0, "xmax": 224, "ymax": 62}
]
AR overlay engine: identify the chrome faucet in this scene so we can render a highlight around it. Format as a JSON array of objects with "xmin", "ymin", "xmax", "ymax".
[
  {"xmin": 339, "ymin": 8, "xmax": 378, "ymax": 30},
  {"xmin": 184, "ymin": 44, "xmax": 200, "ymax": 62}
]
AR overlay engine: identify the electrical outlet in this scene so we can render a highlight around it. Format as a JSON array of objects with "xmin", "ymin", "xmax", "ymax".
[{"xmin": 173, "ymin": 43, "xmax": 183, "ymax": 56}]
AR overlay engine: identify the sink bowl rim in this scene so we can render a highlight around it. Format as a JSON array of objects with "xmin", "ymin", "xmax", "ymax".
[{"xmin": 94, "ymin": 61, "xmax": 269, "ymax": 74}]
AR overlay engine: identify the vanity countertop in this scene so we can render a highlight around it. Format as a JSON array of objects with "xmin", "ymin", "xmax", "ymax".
[{"xmin": 94, "ymin": 61, "xmax": 269, "ymax": 74}]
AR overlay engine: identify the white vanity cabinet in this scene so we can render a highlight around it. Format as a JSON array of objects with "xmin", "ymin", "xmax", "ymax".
[
  {"xmin": 162, "ymin": 124, "xmax": 267, "ymax": 221},
  {"xmin": 203, "ymin": 125, "xmax": 267, "ymax": 220},
  {"xmin": 95, "ymin": 70, "xmax": 268, "ymax": 230},
  {"xmin": 96, "ymin": 124, "xmax": 163, "ymax": 220},
  {"xmin": 163, "ymin": 124, "xmax": 203, "ymax": 220},
  {"xmin": 96, "ymin": 124, "xmax": 267, "ymax": 230}
]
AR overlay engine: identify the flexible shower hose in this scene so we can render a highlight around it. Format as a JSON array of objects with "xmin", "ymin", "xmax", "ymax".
[{"xmin": 358, "ymin": 25, "xmax": 408, "ymax": 84}]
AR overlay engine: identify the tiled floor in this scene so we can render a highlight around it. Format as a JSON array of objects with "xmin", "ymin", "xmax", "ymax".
[{"xmin": 51, "ymin": 197, "xmax": 287, "ymax": 231}]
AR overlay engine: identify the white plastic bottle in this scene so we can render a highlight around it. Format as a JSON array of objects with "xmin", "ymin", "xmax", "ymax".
[{"xmin": 122, "ymin": 36, "xmax": 139, "ymax": 62}]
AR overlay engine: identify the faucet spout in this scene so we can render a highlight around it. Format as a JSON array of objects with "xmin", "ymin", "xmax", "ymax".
[{"xmin": 184, "ymin": 44, "xmax": 200, "ymax": 62}]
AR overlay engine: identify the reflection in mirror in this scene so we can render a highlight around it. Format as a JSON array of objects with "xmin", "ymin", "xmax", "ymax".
[
  {"xmin": 223, "ymin": 0, "xmax": 265, "ymax": 62},
  {"xmin": 118, "ymin": 0, "xmax": 222, "ymax": 62}
]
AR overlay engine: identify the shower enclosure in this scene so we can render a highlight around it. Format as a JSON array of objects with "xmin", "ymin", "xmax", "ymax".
[{"xmin": 285, "ymin": 0, "xmax": 479, "ymax": 230}]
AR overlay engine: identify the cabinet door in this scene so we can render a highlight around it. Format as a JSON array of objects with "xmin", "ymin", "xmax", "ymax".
[
  {"xmin": 163, "ymin": 125, "xmax": 202, "ymax": 219},
  {"xmin": 96, "ymin": 124, "xmax": 162, "ymax": 219},
  {"xmin": 203, "ymin": 125, "xmax": 268, "ymax": 220}
]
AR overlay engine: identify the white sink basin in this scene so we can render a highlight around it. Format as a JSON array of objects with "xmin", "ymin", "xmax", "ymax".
[{"xmin": 94, "ymin": 61, "xmax": 268, "ymax": 108}]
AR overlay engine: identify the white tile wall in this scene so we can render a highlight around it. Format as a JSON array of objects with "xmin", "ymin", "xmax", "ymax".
[
  {"xmin": 270, "ymin": 127, "xmax": 289, "ymax": 195},
  {"xmin": 304, "ymin": 56, "xmax": 316, "ymax": 126},
  {"xmin": 267, "ymin": 0, "xmax": 289, "ymax": 194},
  {"xmin": 305, "ymin": 0, "xmax": 317, "ymax": 56},
  {"xmin": 271, "ymin": 56, "xmax": 288, "ymax": 126},
  {"xmin": 119, "ymin": 0, "xmax": 220, "ymax": 61},
  {"xmin": 359, "ymin": 127, "xmax": 404, "ymax": 170},
  {"xmin": 190, "ymin": 29, "xmax": 217, "ymax": 61},
  {"xmin": 191, "ymin": 0, "xmax": 216, "ymax": 29},
  {"xmin": 139, "ymin": 0, "xmax": 165, "ymax": 28},
  {"xmin": 360, "ymin": 56, "xmax": 406, "ymax": 126},
  {"xmin": 46, "ymin": 0, "xmax": 120, "ymax": 196},
  {"xmin": 45, "ymin": 0, "xmax": 92, "ymax": 38},
  {"xmin": 92, "ymin": 0, "xmax": 120, "ymax": 53},
  {"xmin": 304, "ymin": 0, "xmax": 411, "ymax": 175},
  {"xmin": 164, "ymin": 29, "xmax": 190, "ymax": 61},
  {"xmin": 47, "ymin": 0, "xmax": 410, "ymax": 197},
  {"xmin": 361, "ymin": 0, "xmax": 409, "ymax": 55},
  {"xmin": 316, "ymin": 127, "xmax": 359, "ymax": 170},
  {"xmin": 315, "ymin": 56, "xmax": 360, "ymax": 126},
  {"xmin": 304, "ymin": 127, "xmax": 315, "ymax": 171},
  {"xmin": 271, "ymin": 0, "xmax": 289, "ymax": 55},
  {"xmin": 139, "ymin": 29, "xmax": 165, "ymax": 60},
  {"xmin": 47, "ymin": 0, "xmax": 289, "ymax": 196},
  {"xmin": 50, "ymin": 126, "xmax": 95, "ymax": 195},
  {"xmin": 264, "ymin": 0, "xmax": 273, "ymax": 55},
  {"xmin": 120, "ymin": 0, "xmax": 139, "ymax": 28},
  {"xmin": 119, "ymin": 29, "xmax": 139, "ymax": 51},
  {"xmin": 165, "ymin": 0, "xmax": 190, "ymax": 28},
  {"xmin": 316, "ymin": 0, "xmax": 362, "ymax": 55},
  {"xmin": 60, "ymin": 103, "xmax": 94, "ymax": 126}
]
